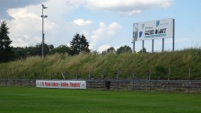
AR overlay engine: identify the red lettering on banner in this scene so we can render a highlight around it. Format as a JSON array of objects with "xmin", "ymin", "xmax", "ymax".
[
  {"xmin": 44, "ymin": 82, "xmax": 59, "ymax": 87},
  {"xmin": 61, "ymin": 82, "xmax": 69, "ymax": 87},
  {"xmin": 51, "ymin": 82, "xmax": 58, "ymax": 86},
  {"xmin": 70, "ymin": 82, "xmax": 81, "ymax": 87},
  {"xmin": 45, "ymin": 82, "xmax": 51, "ymax": 86}
]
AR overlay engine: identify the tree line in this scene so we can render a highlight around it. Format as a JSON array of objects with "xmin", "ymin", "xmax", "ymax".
[{"xmin": 0, "ymin": 21, "xmax": 133, "ymax": 63}]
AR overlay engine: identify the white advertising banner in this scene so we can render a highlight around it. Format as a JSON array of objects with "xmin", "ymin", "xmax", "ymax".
[
  {"xmin": 133, "ymin": 18, "xmax": 174, "ymax": 41},
  {"xmin": 36, "ymin": 80, "xmax": 86, "ymax": 89}
]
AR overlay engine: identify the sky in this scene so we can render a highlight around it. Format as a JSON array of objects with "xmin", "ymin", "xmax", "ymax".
[{"xmin": 0, "ymin": 0, "xmax": 201, "ymax": 53}]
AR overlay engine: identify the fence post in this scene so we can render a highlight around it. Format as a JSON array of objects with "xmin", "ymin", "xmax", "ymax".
[
  {"xmin": 101, "ymin": 73, "xmax": 104, "ymax": 89},
  {"xmin": 61, "ymin": 72, "xmax": 65, "ymax": 79},
  {"xmin": 149, "ymin": 70, "xmax": 151, "ymax": 91},
  {"xmin": 116, "ymin": 70, "xmax": 119, "ymax": 90},
  {"xmin": 76, "ymin": 72, "xmax": 78, "ymax": 80},
  {"xmin": 168, "ymin": 68, "xmax": 170, "ymax": 92},
  {"xmin": 88, "ymin": 72, "xmax": 91, "ymax": 89},
  {"xmin": 132, "ymin": 70, "xmax": 135, "ymax": 90},
  {"xmin": 88, "ymin": 72, "xmax": 91, "ymax": 80},
  {"xmin": 188, "ymin": 68, "xmax": 191, "ymax": 93}
]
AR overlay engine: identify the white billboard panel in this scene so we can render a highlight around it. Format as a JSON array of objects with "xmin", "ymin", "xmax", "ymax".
[
  {"xmin": 133, "ymin": 18, "xmax": 174, "ymax": 41},
  {"xmin": 36, "ymin": 80, "xmax": 86, "ymax": 89}
]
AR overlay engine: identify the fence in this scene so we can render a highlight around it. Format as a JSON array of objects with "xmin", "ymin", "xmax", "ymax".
[
  {"xmin": 87, "ymin": 79, "xmax": 201, "ymax": 92},
  {"xmin": 1, "ymin": 79, "xmax": 201, "ymax": 93},
  {"xmin": 0, "ymin": 79, "xmax": 35, "ymax": 86}
]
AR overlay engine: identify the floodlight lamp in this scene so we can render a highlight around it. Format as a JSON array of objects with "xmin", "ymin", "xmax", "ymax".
[{"xmin": 42, "ymin": 4, "xmax": 47, "ymax": 9}]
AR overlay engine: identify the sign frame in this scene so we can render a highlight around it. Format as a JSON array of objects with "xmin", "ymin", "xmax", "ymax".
[{"xmin": 132, "ymin": 18, "xmax": 175, "ymax": 52}]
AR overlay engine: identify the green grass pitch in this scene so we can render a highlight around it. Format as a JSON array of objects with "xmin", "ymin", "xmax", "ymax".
[{"xmin": 0, "ymin": 86, "xmax": 201, "ymax": 113}]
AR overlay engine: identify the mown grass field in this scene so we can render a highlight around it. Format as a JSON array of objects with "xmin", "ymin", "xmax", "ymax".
[{"xmin": 0, "ymin": 86, "xmax": 201, "ymax": 113}]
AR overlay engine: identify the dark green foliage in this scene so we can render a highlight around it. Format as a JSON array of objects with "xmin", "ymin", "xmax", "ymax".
[
  {"xmin": 116, "ymin": 45, "xmax": 132, "ymax": 54},
  {"xmin": 138, "ymin": 48, "xmax": 147, "ymax": 53},
  {"xmin": 12, "ymin": 47, "xmax": 28, "ymax": 60},
  {"xmin": 0, "ymin": 21, "xmax": 13, "ymax": 62},
  {"xmin": 102, "ymin": 47, "xmax": 116, "ymax": 54},
  {"xmin": 70, "ymin": 33, "xmax": 90, "ymax": 55},
  {"xmin": 153, "ymin": 65, "xmax": 168, "ymax": 79},
  {"xmin": 51, "ymin": 45, "xmax": 70, "ymax": 54},
  {"xmin": 12, "ymin": 43, "xmax": 54, "ymax": 60}
]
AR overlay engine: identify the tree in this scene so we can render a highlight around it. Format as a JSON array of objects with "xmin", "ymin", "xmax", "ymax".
[
  {"xmin": 116, "ymin": 45, "xmax": 132, "ymax": 54},
  {"xmin": 12, "ymin": 47, "xmax": 28, "ymax": 60},
  {"xmin": 51, "ymin": 45, "xmax": 70, "ymax": 54},
  {"xmin": 0, "ymin": 21, "xmax": 13, "ymax": 62},
  {"xmin": 27, "ymin": 43, "xmax": 53, "ymax": 56},
  {"xmin": 11, "ymin": 43, "xmax": 54, "ymax": 59},
  {"xmin": 107, "ymin": 47, "xmax": 115, "ymax": 53},
  {"xmin": 138, "ymin": 48, "xmax": 147, "ymax": 53},
  {"xmin": 102, "ymin": 47, "xmax": 116, "ymax": 54},
  {"xmin": 70, "ymin": 33, "xmax": 90, "ymax": 55}
]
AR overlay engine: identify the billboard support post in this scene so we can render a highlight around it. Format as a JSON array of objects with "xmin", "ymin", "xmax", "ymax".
[
  {"xmin": 132, "ymin": 41, "xmax": 135, "ymax": 53},
  {"xmin": 162, "ymin": 38, "xmax": 164, "ymax": 52},
  {"xmin": 142, "ymin": 40, "xmax": 144, "ymax": 53},
  {"xmin": 173, "ymin": 19, "xmax": 175, "ymax": 51},
  {"xmin": 152, "ymin": 39, "xmax": 154, "ymax": 53}
]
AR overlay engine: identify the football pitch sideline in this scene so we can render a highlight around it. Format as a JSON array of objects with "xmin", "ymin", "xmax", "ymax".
[{"xmin": 0, "ymin": 86, "xmax": 201, "ymax": 113}]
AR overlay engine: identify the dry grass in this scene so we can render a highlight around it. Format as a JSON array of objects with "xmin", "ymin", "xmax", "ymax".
[{"xmin": 0, "ymin": 48, "xmax": 201, "ymax": 79}]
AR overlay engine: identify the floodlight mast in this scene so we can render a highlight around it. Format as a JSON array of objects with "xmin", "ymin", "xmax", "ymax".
[{"xmin": 41, "ymin": 4, "xmax": 47, "ymax": 58}]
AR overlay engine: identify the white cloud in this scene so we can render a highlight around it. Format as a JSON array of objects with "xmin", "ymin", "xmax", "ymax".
[
  {"xmin": 90, "ymin": 22, "xmax": 122, "ymax": 50},
  {"xmin": 7, "ymin": 4, "xmax": 58, "ymax": 47},
  {"xmin": 6, "ymin": 0, "xmax": 84, "ymax": 47},
  {"xmin": 73, "ymin": 19, "xmax": 93, "ymax": 26},
  {"xmin": 86, "ymin": 0, "xmax": 173, "ymax": 15}
]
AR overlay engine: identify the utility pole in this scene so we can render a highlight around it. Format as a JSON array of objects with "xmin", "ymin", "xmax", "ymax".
[{"xmin": 41, "ymin": 4, "xmax": 47, "ymax": 58}]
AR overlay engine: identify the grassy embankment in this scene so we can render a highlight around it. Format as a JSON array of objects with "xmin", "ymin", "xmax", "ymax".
[
  {"xmin": 0, "ymin": 48, "xmax": 201, "ymax": 79},
  {"xmin": 0, "ymin": 86, "xmax": 201, "ymax": 113}
]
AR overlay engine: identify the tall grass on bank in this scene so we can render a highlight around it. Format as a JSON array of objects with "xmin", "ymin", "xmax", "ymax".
[{"xmin": 0, "ymin": 48, "xmax": 201, "ymax": 79}]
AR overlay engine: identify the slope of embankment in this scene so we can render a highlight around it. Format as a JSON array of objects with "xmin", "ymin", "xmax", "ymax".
[{"xmin": 0, "ymin": 49, "xmax": 201, "ymax": 80}]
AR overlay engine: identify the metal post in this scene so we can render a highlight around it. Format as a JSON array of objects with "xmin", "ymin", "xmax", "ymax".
[
  {"xmin": 188, "ymin": 68, "xmax": 191, "ymax": 93},
  {"xmin": 142, "ymin": 40, "xmax": 144, "ymax": 53},
  {"xmin": 189, "ymin": 68, "xmax": 191, "ymax": 80},
  {"xmin": 117, "ymin": 70, "xmax": 119, "ymax": 90},
  {"xmin": 162, "ymin": 38, "xmax": 164, "ymax": 52},
  {"xmin": 173, "ymin": 19, "xmax": 175, "ymax": 52},
  {"xmin": 88, "ymin": 72, "xmax": 91, "ymax": 79},
  {"xmin": 41, "ymin": 4, "xmax": 47, "ymax": 58},
  {"xmin": 42, "ymin": 6, "xmax": 44, "ymax": 58},
  {"xmin": 149, "ymin": 70, "xmax": 151, "ymax": 91},
  {"xmin": 168, "ymin": 68, "xmax": 170, "ymax": 92},
  {"xmin": 132, "ymin": 70, "xmax": 135, "ymax": 90},
  {"xmin": 152, "ymin": 39, "xmax": 154, "ymax": 53},
  {"xmin": 132, "ymin": 41, "xmax": 135, "ymax": 53}
]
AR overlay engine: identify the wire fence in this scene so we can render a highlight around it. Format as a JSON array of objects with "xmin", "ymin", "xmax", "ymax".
[{"xmin": 1, "ymin": 79, "xmax": 201, "ymax": 93}]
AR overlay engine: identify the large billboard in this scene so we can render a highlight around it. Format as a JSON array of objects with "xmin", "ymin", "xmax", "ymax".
[
  {"xmin": 133, "ymin": 18, "xmax": 174, "ymax": 41},
  {"xmin": 36, "ymin": 80, "xmax": 86, "ymax": 89}
]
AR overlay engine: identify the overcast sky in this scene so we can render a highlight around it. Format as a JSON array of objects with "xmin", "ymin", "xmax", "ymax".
[{"xmin": 0, "ymin": 0, "xmax": 201, "ymax": 52}]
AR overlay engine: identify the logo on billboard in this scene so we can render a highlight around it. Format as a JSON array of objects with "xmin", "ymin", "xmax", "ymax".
[
  {"xmin": 139, "ymin": 24, "xmax": 145, "ymax": 38},
  {"xmin": 139, "ymin": 32, "xmax": 143, "ymax": 38},
  {"xmin": 156, "ymin": 20, "xmax": 160, "ymax": 27}
]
